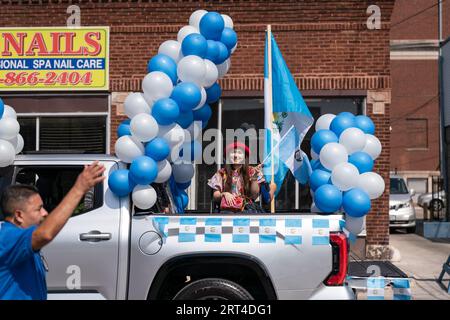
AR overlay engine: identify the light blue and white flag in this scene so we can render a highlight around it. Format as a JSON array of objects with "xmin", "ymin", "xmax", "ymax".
[
  {"xmin": 153, "ymin": 217, "xmax": 169, "ymax": 239},
  {"xmin": 178, "ymin": 217, "xmax": 197, "ymax": 242},
  {"xmin": 312, "ymin": 219, "xmax": 330, "ymax": 246},
  {"xmin": 259, "ymin": 219, "xmax": 277, "ymax": 243},
  {"xmin": 263, "ymin": 31, "xmax": 314, "ymax": 196},
  {"xmin": 367, "ymin": 277, "xmax": 385, "ymax": 300},
  {"xmin": 233, "ymin": 218, "xmax": 250, "ymax": 243},
  {"xmin": 205, "ymin": 218, "xmax": 222, "ymax": 243},
  {"xmin": 284, "ymin": 219, "xmax": 303, "ymax": 245},
  {"xmin": 392, "ymin": 278, "xmax": 412, "ymax": 300}
]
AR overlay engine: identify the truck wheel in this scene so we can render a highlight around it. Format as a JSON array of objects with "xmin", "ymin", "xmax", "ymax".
[{"xmin": 173, "ymin": 278, "xmax": 254, "ymax": 300}]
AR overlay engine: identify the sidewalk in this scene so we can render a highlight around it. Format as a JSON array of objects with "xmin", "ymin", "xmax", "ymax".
[{"xmin": 390, "ymin": 230, "xmax": 450, "ymax": 300}]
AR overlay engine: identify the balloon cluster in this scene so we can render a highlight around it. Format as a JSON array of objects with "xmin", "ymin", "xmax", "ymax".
[
  {"xmin": 309, "ymin": 112, "xmax": 385, "ymax": 234},
  {"xmin": 108, "ymin": 10, "xmax": 237, "ymax": 211},
  {"xmin": 0, "ymin": 98, "xmax": 24, "ymax": 167}
]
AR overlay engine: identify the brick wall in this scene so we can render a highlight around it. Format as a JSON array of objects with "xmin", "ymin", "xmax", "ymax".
[{"xmin": 1, "ymin": 0, "xmax": 396, "ymax": 254}]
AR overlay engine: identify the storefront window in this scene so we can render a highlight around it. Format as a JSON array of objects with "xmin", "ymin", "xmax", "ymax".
[{"xmin": 195, "ymin": 96, "xmax": 363, "ymax": 212}]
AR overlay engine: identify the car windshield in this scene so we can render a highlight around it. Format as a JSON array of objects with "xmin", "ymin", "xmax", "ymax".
[{"xmin": 390, "ymin": 178, "xmax": 409, "ymax": 194}]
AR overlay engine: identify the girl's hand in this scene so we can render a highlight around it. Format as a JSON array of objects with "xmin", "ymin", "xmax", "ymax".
[{"xmin": 222, "ymin": 192, "xmax": 236, "ymax": 206}]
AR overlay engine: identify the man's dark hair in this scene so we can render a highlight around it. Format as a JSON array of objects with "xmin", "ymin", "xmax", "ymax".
[{"xmin": 1, "ymin": 184, "xmax": 39, "ymax": 218}]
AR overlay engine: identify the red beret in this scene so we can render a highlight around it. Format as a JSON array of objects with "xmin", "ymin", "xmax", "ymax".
[{"xmin": 225, "ymin": 141, "xmax": 251, "ymax": 157}]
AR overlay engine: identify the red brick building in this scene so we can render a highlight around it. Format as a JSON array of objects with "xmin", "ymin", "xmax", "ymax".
[
  {"xmin": 390, "ymin": 0, "xmax": 450, "ymax": 199},
  {"xmin": 0, "ymin": 0, "xmax": 396, "ymax": 259}
]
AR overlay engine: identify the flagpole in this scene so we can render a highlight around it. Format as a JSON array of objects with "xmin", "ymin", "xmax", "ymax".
[{"xmin": 267, "ymin": 24, "xmax": 275, "ymax": 214}]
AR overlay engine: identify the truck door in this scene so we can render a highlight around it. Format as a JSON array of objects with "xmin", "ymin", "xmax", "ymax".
[{"xmin": 12, "ymin": 161, "xmax": 121, "ymax": 300}]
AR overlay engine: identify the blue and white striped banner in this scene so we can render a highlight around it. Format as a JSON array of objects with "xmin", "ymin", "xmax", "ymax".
[
  {"xmin": 312, "ymin": 219, "xmax": 330, "ymax": 245},
  {"xmin": 153, "ymin": 217, "xmax": 169, "ymax": 238},
  {"xmin": 367, "ymin": 277, "xmax": 385, "ymax": 300},
  {"xmin": 284, "ymin": 219, "xmax": 302, "ymax": 245},
  {"xmin": 259, "ymin": 219, "xmax": 277, "ymax": 244},
  {"xmin": 178, "ymin": 218, "xmax": 197, "ymax": 242},
  {"xmin": 233, "ymin": 218, "xmax": 250, "ymax": 243},
  {"xmin": 205, "ymin": 218, "xmax": 222, "ymax": 243},
  {"xmin": 392, "ymin": 278, "xmax": 412, "ymax": 300}
]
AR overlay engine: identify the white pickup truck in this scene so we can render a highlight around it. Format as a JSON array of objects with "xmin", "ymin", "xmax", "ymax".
[{"xmin": 0, "ymin": 154, "xmax": 355, "ymax": 300}]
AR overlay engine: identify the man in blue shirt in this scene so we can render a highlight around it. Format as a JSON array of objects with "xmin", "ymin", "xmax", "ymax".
[{"xmin": 0, "ymin": 162, "xmax": 105, "ymax": 300}]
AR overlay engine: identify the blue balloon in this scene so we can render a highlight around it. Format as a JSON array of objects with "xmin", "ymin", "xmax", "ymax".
[
  {"xmin": 330, "ymin": 114, "xmax": 356, "ymax": 137},
  {"xmin": 205, "ymin": 40, "xmax": 220, "ymax": 62},
  {"xmin": 338, "ymin": 112, "xmax": 355, "ymax": 119},
  {"xmin": 0, "ymin": 98, "xmax": 4, "ymax": 119},
  {"xmin": 180, "ymin": 190, "xmax": 189, "ymax": 208},
  {"xmin": 206, "ymin": 82, "xmax": 222, "ymax": 104},
  {"xmin": 215, "ymin": 41, "xmax": 230, "ymax": 64},
  {"xmin": 349, "ymin": 151, "xmax": 374, "ymax": 174},
  {"xmin": 147, "ymin": 54, "xmax": 177, "ymax": 84},
  {"xmin": 199, "ymin": 12, "xmax": 225, "ymax": 41},
  {"xmin": 145, "ymin": 137, "xmax": 170, "ymax": 162},
  {"xmin": 181, "ymin": 33, "xmax": 208, "ymax": 58},
  {"xmin": 310, "ymin": 169, "xmax": 332, "ymax": 191},
  {"xmin": 201, "ymin": 120, "xmax": 209, "ymax": 129},
  {"xmin": 129, "ymin": 156, "xmax": 158, "ymax": 185},
  {"xmin": 220, "ymin": 27, "xmax": 238, "ymax": 50},
  {"xmin": 193, "ymin": 104, "xmax": 212, "ymax": 122},
  {"xmin": 314, "ymin": 184, "xmax": 342, "ymax": 213},
  {"xmin": 311, "ymin": 130, "xmax": 338, "ymax": 154},
  {"xmin": 117, "ymin": 119, "xmax": 131, "ymax": 138},
  {"xmin": 108, "ymin": 169, "xmax": 135, "ymax": 197},
  {"xmin": 171, "ymin": 82, "xmax": 202, "ymax": 112},
  {"xmin": 177, "ymin": 181, "xmax": 191, "ymax": 190},
  {"xmin": 152, "ymin": 98, "xmax": 180, "ymax": 125},
  {"xmin": 343, "ymin": 188, "xmax": 371, "ymax": 218},
  {"xmin": 176, "ymin": 110, "xmax": 194, "ymax": 129},
  {"xmin": 355, "ymin": 115, "xmax": 375, "ymax": 135}
]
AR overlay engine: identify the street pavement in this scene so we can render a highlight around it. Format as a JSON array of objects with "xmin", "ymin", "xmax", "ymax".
[{"xmin": 389, "ymin": 228, "xmax": 450, "ymax": 300}]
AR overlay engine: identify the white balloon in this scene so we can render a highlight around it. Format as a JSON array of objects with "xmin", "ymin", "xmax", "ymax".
[
  {"xmin": 345, "ymin": 215, "xmax": 365, "ymax": 235},
  {"xmin": 363, "ymin": 134, "xmax": 382, "ymax": 160},
  {"xmin": 177, "ymin": 25, "xmax": 199, "ymax": 43},
  {"xmin": 115, "ymin": 135, "xmax": 144, "ymax": 163},
  {"xmin": 217, "ymin": 59, "xmax": 231, "ymax": 79},
  {"xmin": 319, "ymin": 142, "xmax": 348, "ymax": 171},
  {"xmin": 2, "ymin": 105, "xmax": 17, "ymax": 119},
  {"xmin": 331, "ymin": 162, "xmax": 359, "ymax": 191},
  {"xmin": 0, "ymin": 117, "xmax": 20, "ymax": 140},
  {"xmin": 231, "ymin": 43, "xmax": 238, "ymax": 54},
  {"xmin": 158, "ymin": 40, "xmax": 183, "ymax": 63},
  {"xmin": 189, "ymin": 10, "xmax": 208, "ymax": 30},
  {"xmin": 172, "ymin": 163, "xmax": 195, "ymax": 183},
  {"xmin": 155, "ymin": 160, "xmax": 172, "ymax": 183},
  {"xmin": 132, "ymin": 185, "xmax": 157, "ymax": 210},
  {"xmin": 356, "ymin": 172, "xmax": 385, "ymax": 200},
  {"xmin": 142, "ymin": 71, "xmax": 173, "ymax": 102},
  {"xmin": 0, "ymin": 139, "xmax": 15, "ymax": 167},
  {"xmin": 158, "ymin": 123, "xmax": 186, "ymax": 147},
  {"xmin": 222, "ymin": 14, "xmax": 234, "ymax": 29},
  {"xmin": 177, "ymin": 55, "xmax": 206, "ymax": 86},
  {"xmin": 201, "ymin": 59, "xmax": 218, "ymax": 88},
  {"xmin": 339, "ymin": 127, "xmax": 366, "ymax": 154},
  {"xmin": 193, "ymin": 86, "xmax": 207, "ymax": 111},
  {"xmin": 311, "ymin": 149, "xmax": 319, "ymax": 160},
  {"xmin": 130, "ymin": 113, "xmax": 159, "ymax": 142},
  {"xmin": 315, "ymin": 114, "xmax": 336, "ymax": 131},
  {"xmin": 124, "ymin": 92, "xmax": 151, "ymax": 119},
  {"xmin": 8, "ymin": 134, "xmax": 24, "ymax": 154}
]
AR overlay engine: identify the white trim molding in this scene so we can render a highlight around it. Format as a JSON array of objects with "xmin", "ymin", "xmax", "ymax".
[{"xmin": 390, "ymin": 39, "xmax": 439, "ymax": 60}]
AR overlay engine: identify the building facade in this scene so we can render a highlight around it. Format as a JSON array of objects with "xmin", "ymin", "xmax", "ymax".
[
  {"xmin": 1, "ymin": 0, "xmax": 395, "ymax": 259},
  {"xmin": 390, "ymin": 0, "xmax": 450, "ymax": 200}
]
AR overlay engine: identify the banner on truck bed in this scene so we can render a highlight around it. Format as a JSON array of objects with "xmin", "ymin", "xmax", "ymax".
[{"xmin": 0, "ymin": 27, "xmax": 109, "ymax": 91}]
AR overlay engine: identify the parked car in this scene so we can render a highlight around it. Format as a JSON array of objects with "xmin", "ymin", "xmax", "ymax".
[
  {"xmin": 0, "ymin": 154, "xmax": 354, "ymax": 300},
  {"xmin": 389, "ymin": 175, "xmax": 416, "ymax": 233},
  {"xmin": 417, "ymin": 190, "xmax": 446, "ymax": 212}
]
